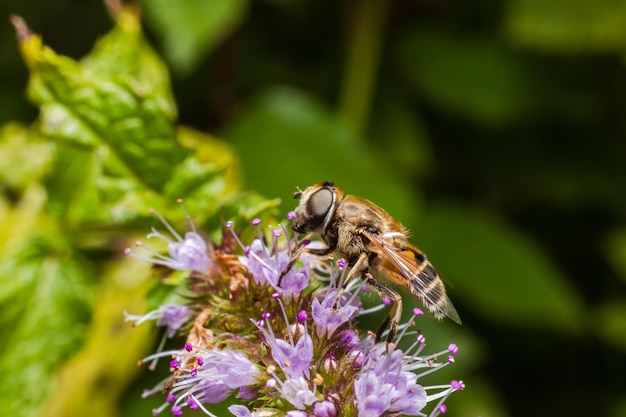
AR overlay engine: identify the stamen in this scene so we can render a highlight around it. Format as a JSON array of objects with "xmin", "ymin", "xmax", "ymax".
[
  {"xmin": 345, "ymin": 278, "xmax": 368, "ymax": 307},
  {"xmin": 142, "ymin": 378, "xmax": 169, "ymax": 399},
  {"xmin": 425, "ymin": 382, "xmax": 462, "ymax": 417},
  {"xmin": 152, "ymin": 401, "xmax": 171, "ymax": 415},
  {"xmin": 394, "ymin": 307, "xmax": 424, "ymax": 344},
  {"xmin": 275, "ymin": 295, "xmax": 294, "ymax": 345},
  {"xmin": 189, "ymin": 393, "xmax": 221, "ymax": 417},
  {"xmin": 296, "ymin": 310, "xmax": 308, "ymax": 322},
  {"xmin": 227, "ymin": 222, "xmax": 248, "ymax": 251},
  {"xmin": 149, "ymin": 208, "xmax": 183, "ymax": 242},
  {"xmin": 148, "ymin": 332, "xmax": 169, "ymax": 370},
  {"xmin": 451, "ymin": 380, "xmax": 465, "ymax": 390},
  {"xmin": 359, "ymin": 303, "xmax": 387, "ymax": 315},
  {"xmin": 171, "ymin": 405, "xmax": 183, "ymax": 417},
  {"xmin": 177, "ymin": 199, "xmax": 197, "ymax": 234}
]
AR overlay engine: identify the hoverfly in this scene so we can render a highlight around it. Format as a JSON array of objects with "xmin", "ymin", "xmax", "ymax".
[{"xmin": 278, "ymin": 182, "xmax": 461, "ymax": 343}]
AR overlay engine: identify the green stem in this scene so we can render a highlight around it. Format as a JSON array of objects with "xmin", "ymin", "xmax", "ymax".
[{"xmin": 339, "ymin": 0, "xmax": 389, "ymax": 137}]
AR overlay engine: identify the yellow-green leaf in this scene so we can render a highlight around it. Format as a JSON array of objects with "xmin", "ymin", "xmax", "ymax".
[{"xmin": 18, "ymin": 13, "xmax": 187, "ymax": 192}]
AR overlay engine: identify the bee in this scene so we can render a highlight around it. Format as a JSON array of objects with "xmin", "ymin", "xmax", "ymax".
[{"xmin": 279, "ymin": 181, "xmax": 461, "ymax": 343}]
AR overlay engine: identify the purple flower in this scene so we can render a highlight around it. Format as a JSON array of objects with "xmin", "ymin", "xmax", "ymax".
[
  {"xmin": 313, "ymin": 401, "xmax": 337, "ymax": 417},
  {"xmin": 169, "ymin": 348, "xmax": 261, "ymax": 405},
  {"xmin": 161, "ymin": 231, "xmax": 212, "ymax": 273},
  {"xmin": 311, "ymin": 288, "xmax": 360, "ymax": 339},
  {"xmin": 268, "ymin": 332, "xmax": 313, "ymax": 379},
  {"xmin": 286, "ymin": 411, "xmax": 310, "ymax": 417},
  {"xmin": 124, "ymin": 304, "xmax": 191, "ymax": 338},
  {"xmin": 157, "ymin": 305, "xmax": 192, "ymax": 338},
  {"xmin": 336, "ymin": 329, "xmax": 360, "ymax": 350},
  {"xmin": 229, "ymin": 405, "xmax": 283, "ymax": 417},
  {"xmin": 129, "ymin": 217, "xmax": 465, "ymax": 417},
  {"xmin": 354, "ymin": 372, "xmax": 393, "ymax": 417},
  {"xmin": 239, "ymin": 238, "xmax": 309, "ymax": 295},
  {"xmin": 281, "ymin": 376, "xmax": 317, "ymax": 410},
  {"xmin": 195, "ymin": 378, "xmax": 230, "ymax": 404},
  {"xmin": 142, "ymin": 344, "xmax": 262, "ymax": 416},
  {"xmin": 387, "ymin": 373, "xmax": 427, "ymax": 415},
  {"xmin": 228, "ymin": 405, "xmax": 252, "ymax": 417},
  {"xmin": 125, "ymin": 207, "xmax": 215, "ymax": 274},
  {"xmin": 354, "ymin": 344, "xmax": 427, "ymax": 417},
  {"xmin": 208, "ymin": 349, "xmax": 261, "ymax": 389},
  {"xmin": 237, "ymin": 386, "xmax": 258, "ymax": 401}
]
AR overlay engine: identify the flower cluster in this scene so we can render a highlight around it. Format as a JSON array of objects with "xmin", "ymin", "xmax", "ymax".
[{"xmin": 125, "ymin": 207, "xmax": 464, "ymax": 417}]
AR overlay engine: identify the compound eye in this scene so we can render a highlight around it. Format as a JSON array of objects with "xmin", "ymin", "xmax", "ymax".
[{"xmin": 306, "ymin": 187, "xmax": 333, "ymax": 229}]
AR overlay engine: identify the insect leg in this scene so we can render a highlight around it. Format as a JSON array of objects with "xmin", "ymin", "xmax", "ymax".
[
  {"xmin": 363, "ymin": 277, "xmax": 402, "ymax": 344},
  {"xmin": 331, "ymin": 252, "xmax": 369, "ymax": 311},
  {"xmin": 278, "ymin": 245, "xmax": 334, "ymax": 286}
]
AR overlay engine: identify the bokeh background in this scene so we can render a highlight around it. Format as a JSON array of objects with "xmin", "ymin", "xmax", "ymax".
[{"xmin": 1, "ymin": 0, "xmax": 626, "ymax": 416}]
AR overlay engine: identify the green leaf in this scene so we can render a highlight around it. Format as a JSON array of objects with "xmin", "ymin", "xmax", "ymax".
[
  {"xmin": 163, "ymin": 155, "xmax": 227, "ymax": 200},
  {"xmin": 416, "ymin": 203, "xmax": 584, "ymax": 332},
  {"xmin": 0, "ymin": 233, "xmax": 93, "ymax": 417},
  {"xmin": 0, "ymin": 123, "xmax": 54, "ymax": 192},
  {"xmin": 221, "ymin": 86, "xmax": 422, "ymax": 225},
  {"xmin": 19, "ymin": 10, "xmax": 188, "ymax": 192},
  {"xmin": 593, "ymin": 299, "xmax": 626, "ymax": 352},
  {"xmin": 91, "ymin": 125, "xmax": 244, "ymax": 226},
  {"xmin": 505, "ymin": 0, "xmax": 626, "ymax": 53},
  {"xmin": 81, "ymin": 8, "xmax": 176, "ymax": 119},
  {"xmin": 605, "ymin": 229, "xmax": 626, "ymax": 285},
  {"xmin": 393, "ymin": 28, "xmax": 541, "ymax": 126},
  {"xmin": 45, "ymin": 146, "xmax": 107, "ymax": 223},
  {"xmin": 164, "ymin": 126, "xmax": 241, "ymax": 203},
  {"xmin": 140, "ymin": 0, "xmax": 249, "ymax": 74},
  {"xmin": 37, "ymin": 256, "xmax": 156, "ymax": 417}
]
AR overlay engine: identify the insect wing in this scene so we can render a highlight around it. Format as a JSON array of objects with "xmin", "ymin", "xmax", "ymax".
[{"xmin": 364, "ymin": 231, "xmax": 461, "ymax": 324}]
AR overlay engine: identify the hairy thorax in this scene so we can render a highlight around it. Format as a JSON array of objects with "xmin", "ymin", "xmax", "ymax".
[{"xmin": 329, "ymin": 197, "xmax": 408, "ymax": 264}]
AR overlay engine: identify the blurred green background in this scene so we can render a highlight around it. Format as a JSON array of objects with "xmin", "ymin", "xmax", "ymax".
[{"xmin": 1, "ymin": 0, "xmax": 626, "ymax": 416}]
